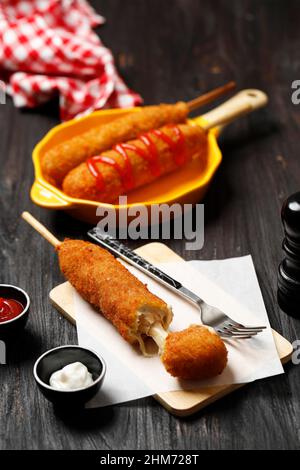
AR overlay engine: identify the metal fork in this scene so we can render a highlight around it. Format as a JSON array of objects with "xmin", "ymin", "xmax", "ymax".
[
  {"xmin": 177, "ymin": 286, "xmax": 266, "ymax": 339},
  {"xmin": 88, "ymin": 228, "xmax": 266, "ymax": 339}
]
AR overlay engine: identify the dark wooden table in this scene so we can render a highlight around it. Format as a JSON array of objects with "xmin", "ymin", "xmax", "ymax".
[{"xmin": 1, "ymin": 0, "xmax": 300, "ymax": 450}]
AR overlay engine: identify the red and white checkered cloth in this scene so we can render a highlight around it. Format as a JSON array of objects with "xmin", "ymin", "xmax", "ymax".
[{"xmin": 0, "ymin": 0, "xmax": 142, "ymax": 120}]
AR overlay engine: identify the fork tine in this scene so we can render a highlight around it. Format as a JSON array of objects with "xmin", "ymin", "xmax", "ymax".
[
  {"xmin": 228, "ymin": 331, "xmax": 258, "ymax": 336},
  {"xmin": 228, "ymin": 321, "xmax": 267, "ymax": 330},
  {"xmin": 229, "ymin": 330, "xmax": 257, "ymax": 336},
  {"xmin": 217, "ymin": 327, "xmax": 258, "ymax": 338},
  {"xmin": 239, "ymin": 325, "xmax": 266, "ymax": 330},
  {"xmin": 223, "ymin": 325, "xmax": 260, "ymax": 335},
  {"xmin": 218, "ymin": 332, "xmax": 253, "ymax": 339},
  {"xmin": 221, "ymin": 335, "xmax": 253, "ymax": 339},
  {"xmin": 229, "ymin": 325, "xmax": 264, "ymax": 333}
]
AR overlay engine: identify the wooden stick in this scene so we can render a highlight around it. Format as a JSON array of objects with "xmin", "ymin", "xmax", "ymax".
[
  {"xmin": 187, "ymin": 81, "xmax": 236, "ymax": 112},
  {"xmin": 22, "ymin": 212, "xmax": 61, "ymax": 248}
]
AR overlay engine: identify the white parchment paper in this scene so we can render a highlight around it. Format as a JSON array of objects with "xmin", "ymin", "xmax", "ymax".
[{"xmin": 75, "ymin": 255, "xmax": 283, "ymax": 408}]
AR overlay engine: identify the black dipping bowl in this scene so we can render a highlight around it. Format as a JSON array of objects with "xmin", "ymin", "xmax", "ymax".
[
  {"xmin": 33, "ymin": 345, "xmax": 106, "ymax": 407},
  {"xmin": 0, "ymin": 284, "xmax": 30, "ymax": 337}
]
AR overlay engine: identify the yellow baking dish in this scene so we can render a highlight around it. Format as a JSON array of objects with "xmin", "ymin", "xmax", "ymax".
[{"xmin": 31, "ymin": 90, "xmax": 267, "ymax": 224}]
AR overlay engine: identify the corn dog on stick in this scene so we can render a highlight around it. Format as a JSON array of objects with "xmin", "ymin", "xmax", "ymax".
[
  {"xmin": 21, "ymin": 213, "xmax": 228, "ymax": 380},
  {"xmin": 58, "ymin": 239, "xmax": 227, "ymax": 379},
  {"xmin": 62, "ymin": 123, "xmax": 207, "ymax": 203},
  {"xmin": 21, "ymin": 211, "xmax": 173, "ymax": 354},
  {"xmin": 42, "ymin": 102, "xmax": 188, "ymax": 187},
  {"xmin": 58, "ymin": 239, "xmax": 173, "ymax": 356}
]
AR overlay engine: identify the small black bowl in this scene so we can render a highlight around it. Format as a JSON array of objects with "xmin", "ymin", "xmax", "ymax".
[
  {"xmin": 0, "ymin": 284, "xmax": 30, "ymax": 338},
  {"xmin": 33, "ymin": 345, "xmax": 106, "ymax": 407}
]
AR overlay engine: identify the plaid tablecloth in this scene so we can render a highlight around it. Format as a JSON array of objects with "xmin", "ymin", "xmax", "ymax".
[{"xmin": 0, "ymin": 0, "xmax": 142, "ymax": 120}]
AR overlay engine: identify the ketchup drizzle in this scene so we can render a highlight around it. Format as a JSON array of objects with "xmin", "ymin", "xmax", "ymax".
[{"xmin": 86, "ymin": 125, "xmax": 186, "ymax": 193}]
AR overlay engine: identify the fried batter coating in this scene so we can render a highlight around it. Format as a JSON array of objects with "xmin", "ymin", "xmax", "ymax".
[
  {"xmin": 58, "ymin": 239, "xmax": 172, "ymax": 352},
  {"xmin": 42, "ymin": 102, "xmax": 189, "ymax": 186},
  {"xmin": 62, "ymin": 123, "xmax": 207, "ymax": 202},
  {"xmin": 161, "ymin": 325, "xmax": 227, "ymax": 380}
]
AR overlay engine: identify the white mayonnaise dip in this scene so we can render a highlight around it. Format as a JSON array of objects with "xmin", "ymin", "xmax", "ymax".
[{"xmin": 49, "ymin": 362, "xmax": 93, "ymax": 390}]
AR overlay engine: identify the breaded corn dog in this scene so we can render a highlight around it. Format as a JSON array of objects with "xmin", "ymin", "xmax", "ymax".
[
  {"xmin": 42, "ymin": 102, "xmax": 188, "ymax": 186},
  {"xmin": 62, "ymin": 123, "xmax": 207, "ymax": 203},
  {"xmin": 58, "ymin": 239, "xmax": 228, "ymax": 379},
  {"xmin": 58, "ymin": 239, "xmax": 173, "ymax": 356}
]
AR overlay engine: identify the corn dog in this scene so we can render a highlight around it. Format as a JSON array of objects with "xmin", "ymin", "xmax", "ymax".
[
  {"xmin": 42, "ymin": 102, "xmax": 189, "ymax": 186},
  {"xmin": 62, "ymin": 123, "xmax": 207, "ymax": 203},
  {"xmin": 58, "ymin": 239, "xmax": 227, "ymax": 379},
  {"xmin": 58, "ymin": 238, "xmax": 173, "ymax": 356}
]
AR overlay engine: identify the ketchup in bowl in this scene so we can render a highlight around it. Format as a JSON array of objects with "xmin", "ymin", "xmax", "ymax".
[
  {"xmin": 0, "ymin": 297, "xmax": 24, "ymax": 323},
  {"xmin": 0, "ymin": 285, "xmax": 29, "ymax": 335}
]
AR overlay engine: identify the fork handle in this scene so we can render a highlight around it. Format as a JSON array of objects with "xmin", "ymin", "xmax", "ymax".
[{"xmin": 88, "ymin": 229, "xmax": 203, "ymax": 306}]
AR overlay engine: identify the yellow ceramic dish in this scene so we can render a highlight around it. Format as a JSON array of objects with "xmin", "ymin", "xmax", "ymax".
[
  {"xmin": 31, "ymin": 108, "xmax": 221, "ymax": 224},
  {"xmin": 31, "ymin": 89, "xmax": 268, "ymax": 223}
]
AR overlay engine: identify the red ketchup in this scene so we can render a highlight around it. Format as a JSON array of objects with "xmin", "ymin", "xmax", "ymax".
[
  {"xmin": 86, "ymin": 125, "xmax": 186, "ymax": 193},
  {"xmin": 0, "ymin": 297, "xmax": 24, "ymax": 323}
]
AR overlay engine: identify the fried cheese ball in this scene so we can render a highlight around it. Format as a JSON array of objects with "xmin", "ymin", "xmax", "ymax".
[
  {"xmin": 161, "ymin": 325, "xmax": 228, "ymax": 380},
  {"xmin": 42, "ymin": 102, "xmax": 189, "ymax": 186}
]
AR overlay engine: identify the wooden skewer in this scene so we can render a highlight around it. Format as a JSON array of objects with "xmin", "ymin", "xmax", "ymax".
[
  {"xmin": 22, "ymin": 212, "xmax": 61, "ymax": 248},
  {"xmin": 186, "ymin": 81, "xmax": 236, "ymax": 112}
]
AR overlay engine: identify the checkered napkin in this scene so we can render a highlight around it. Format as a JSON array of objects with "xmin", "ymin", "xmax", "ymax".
[{"xmin": 0, "ymin": 0, "xmax": 142, "ymax": 120}]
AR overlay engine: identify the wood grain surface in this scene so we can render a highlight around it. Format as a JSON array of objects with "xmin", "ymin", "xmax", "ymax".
[{"xmin": 1, "ymin": 0, "xmax": 300, "ymax": 450}]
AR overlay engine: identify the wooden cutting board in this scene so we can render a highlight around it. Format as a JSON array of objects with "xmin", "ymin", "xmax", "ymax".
[{"xmin": 49, "ymin": 242, "xmax": 293, "ymax": 417}]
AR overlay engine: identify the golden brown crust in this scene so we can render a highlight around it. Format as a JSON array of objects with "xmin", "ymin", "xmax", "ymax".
[
  {"xmin": 42, "ymin": 102, "xmax": 189, "ymax": 186},
  {"xmin": 57, "ymin": 239, "xmax": 171, "ymax": 344},
  {"xmin": 62, "ymin": 123, "xmax": 207, "ymax": 202},
  {"xmin": 161, "ymin": 325, "xmax": 228, "ymax": 380}
]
